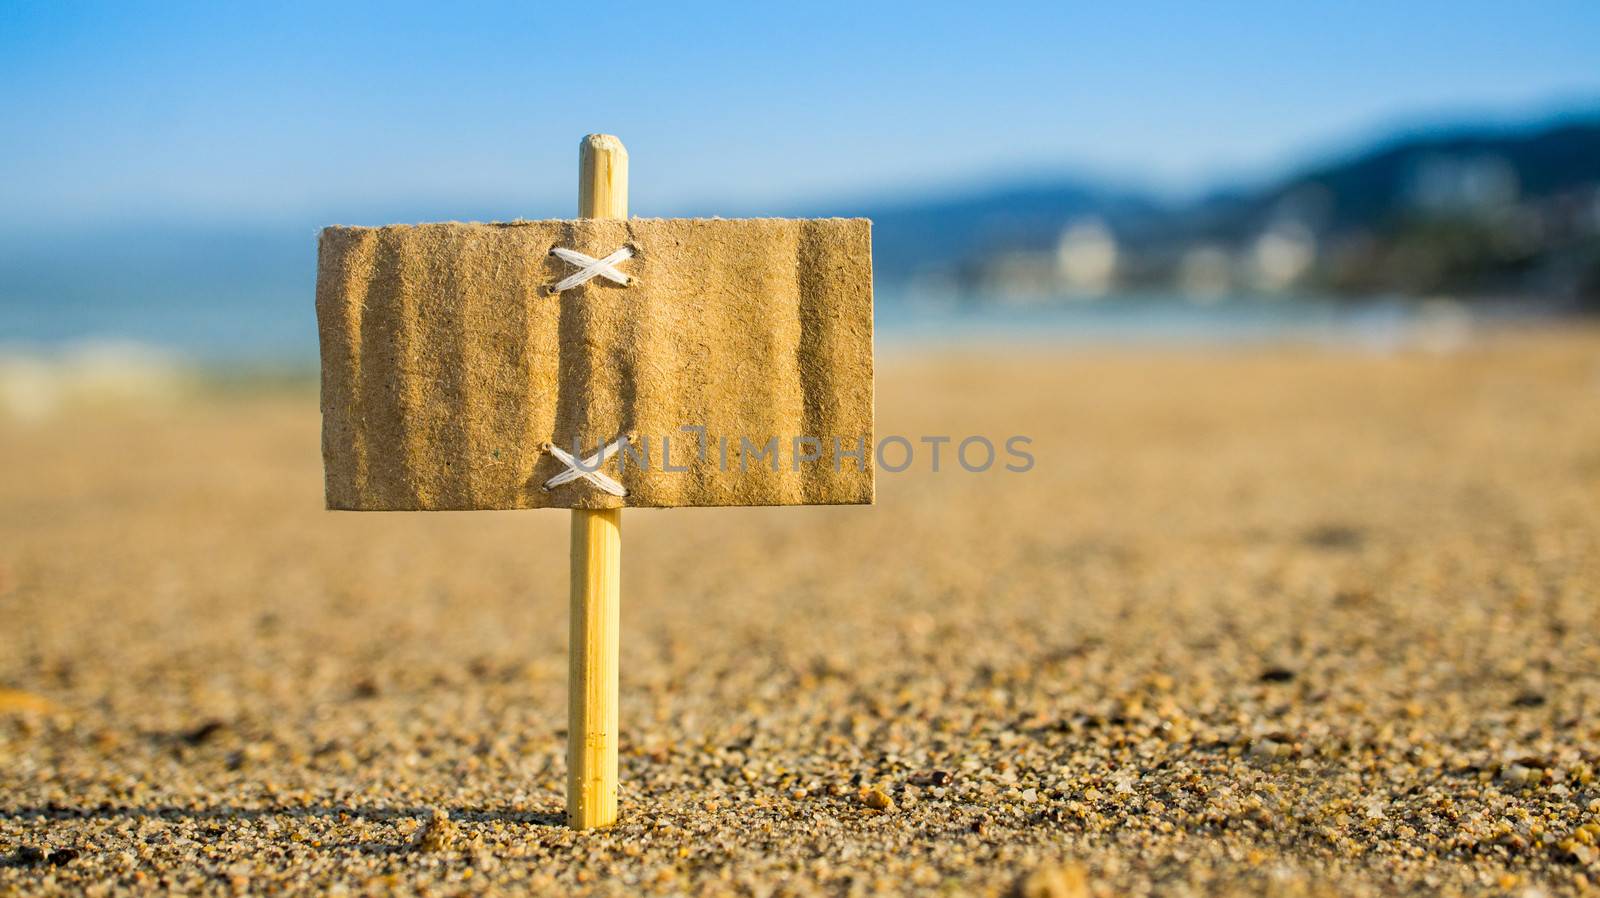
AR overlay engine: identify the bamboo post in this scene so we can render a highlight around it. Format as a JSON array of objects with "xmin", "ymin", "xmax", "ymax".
[{"xmin": 567, "ymin": 134, "xmax": 627, "ymax": 829}]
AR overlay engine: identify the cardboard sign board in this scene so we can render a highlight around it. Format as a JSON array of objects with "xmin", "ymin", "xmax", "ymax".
[{"xmin": 316, "ymin": 218, "xmax": 874, "ymax": 510}]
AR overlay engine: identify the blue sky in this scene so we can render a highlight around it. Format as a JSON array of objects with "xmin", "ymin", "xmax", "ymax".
[{"xmin": 1, "ymin": 1, "xmax": 1598, "ymax": 228}]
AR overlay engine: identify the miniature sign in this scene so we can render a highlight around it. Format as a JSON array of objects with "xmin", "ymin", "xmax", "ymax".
[{"xmin": 316, "ymin": 217, "xmax": 874, "ymax": 510}]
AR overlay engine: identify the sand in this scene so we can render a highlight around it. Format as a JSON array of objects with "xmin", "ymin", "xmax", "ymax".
[{"xmin": 2, "ymin": 328, "xmax": 1599, "ymax": 896}]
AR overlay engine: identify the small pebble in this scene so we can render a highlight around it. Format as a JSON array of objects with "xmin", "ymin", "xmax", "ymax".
[
  {"xmin": 1017, "ymin": 862, "xmax": 1089, "ymax": 898},
  {"xmin": 410, "ymin": 809, "xmax": 457, "ymax": 853},
  {"xmin": 860, "ymin": 788, "xmax": 894, "ymax": 812}
]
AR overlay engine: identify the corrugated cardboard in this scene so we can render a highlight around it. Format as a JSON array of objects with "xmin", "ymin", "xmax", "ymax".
[{"xmin": 316, "ymin": 218, "xmax": 873, "ymax": 510}]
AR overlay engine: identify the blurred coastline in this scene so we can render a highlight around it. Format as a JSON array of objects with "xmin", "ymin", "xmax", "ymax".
[
  {"xmin": 1, "ymin": 299, "xmax": 1588, "ymax": 425},
  {"xmin": 4, "ymin": 109, "xmax": 1598, "ymax": 420}
]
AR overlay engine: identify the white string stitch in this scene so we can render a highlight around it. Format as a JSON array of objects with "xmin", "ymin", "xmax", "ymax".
[
  {"xmin": 543, "ymin": 435, "xmax": 631, "ymax": 497},
  {"xmin": 548, "ymin": 246, "xmax": 632, "ymax": 293},
  {"xmin": 541, "ymin": 244, "xmax": 631, "ymax": 494}
]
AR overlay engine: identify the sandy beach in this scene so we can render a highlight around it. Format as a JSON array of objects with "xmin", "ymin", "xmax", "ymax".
[{"xmin": 3, "ymin": 328, "xmax": 1599, "ymax": 896}]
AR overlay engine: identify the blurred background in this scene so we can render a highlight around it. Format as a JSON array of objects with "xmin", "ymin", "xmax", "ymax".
[{"xmin": 1, "ymin": 1, "xmax": 1598, "ymax": 398}]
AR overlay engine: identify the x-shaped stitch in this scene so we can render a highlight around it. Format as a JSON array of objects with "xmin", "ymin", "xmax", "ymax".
[
  {"xmin": 543, "ymin": 435, "xmax": 630, "ymax": 497},
  {"xmin": 548, "ymin": 246, "xmax": 632, "ymax": 293}
]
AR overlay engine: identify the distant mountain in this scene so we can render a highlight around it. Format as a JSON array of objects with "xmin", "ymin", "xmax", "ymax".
[
  {"xmin": 859, "ymin": 113, "xmax": 1600, "ymax": 306},
  {"xmin": 831, "ymin": 181, "xmax": 1165, "ymax": 284},
  {"xmin": 1218, "ymin": 117, "xmax": 1600, "ymax": 235},
  {"xmin": 1180, "ymin": 117, "xmax": 1600, "ymax": 302}
]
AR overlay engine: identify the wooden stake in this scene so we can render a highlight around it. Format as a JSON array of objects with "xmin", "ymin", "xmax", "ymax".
[
  {"xmin": 579, "ymin": 133, "xmax": 629, "ymax": 220},
  {"xmin": 567, "ymin": 134, "xmax": 627, "ymax": 829}
]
